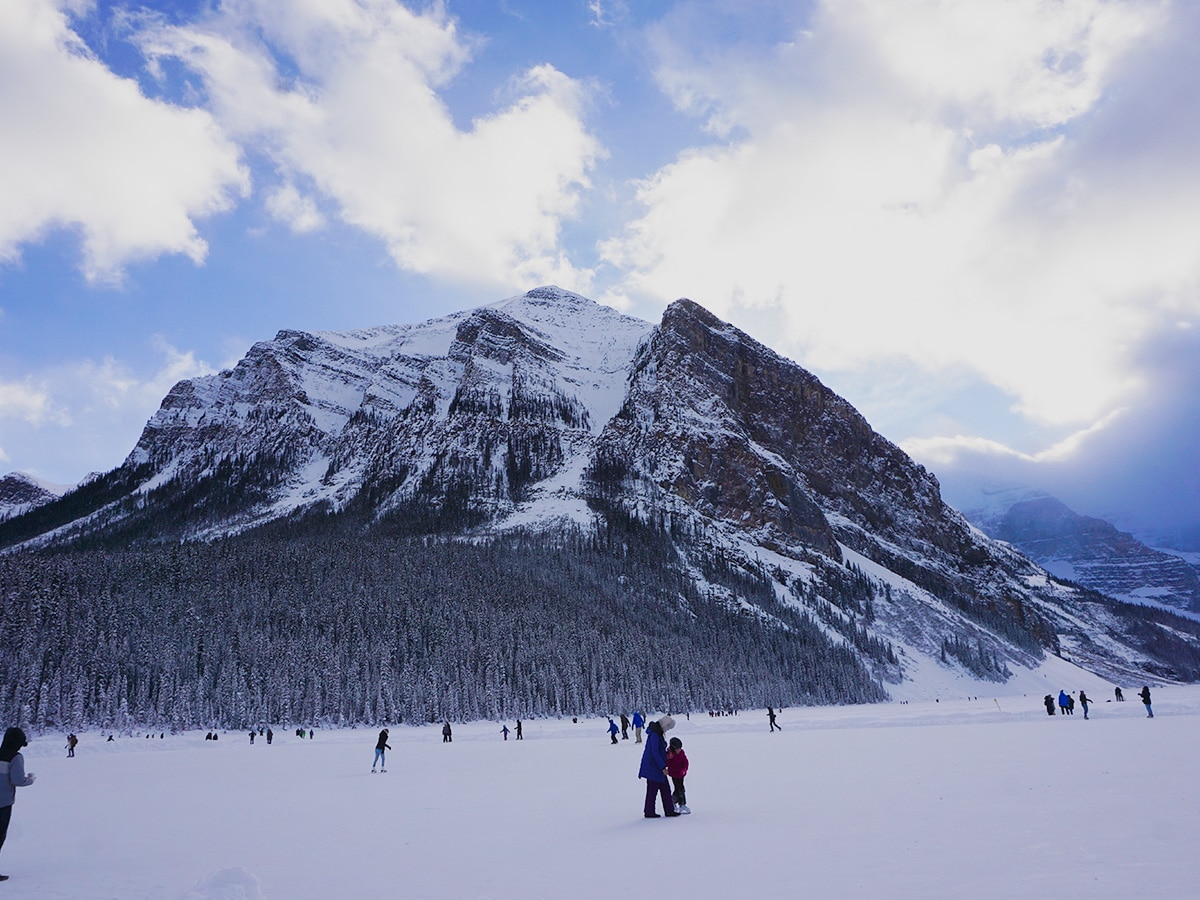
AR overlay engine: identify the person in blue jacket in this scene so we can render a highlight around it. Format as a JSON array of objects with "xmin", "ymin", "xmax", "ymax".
[
  {"xmin": 607, "ymin": 718, "xmax": 620, "ymax": 744},
  {"xmin": 638, "ymin": 715, "xmax": 679, "ymax": 818},
  {"xmin": 632, "ymin": 710, "xmax": 645, "ymax": 744}
]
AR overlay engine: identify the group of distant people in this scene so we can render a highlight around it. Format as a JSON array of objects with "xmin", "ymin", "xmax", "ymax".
[{"xmin": 1044, "ymin": 686, "xmax": 1154, "ymax": 718}]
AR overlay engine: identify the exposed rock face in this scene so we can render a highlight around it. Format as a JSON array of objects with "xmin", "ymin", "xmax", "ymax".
[
  {"xmin": 3, "ymin": 287, "xmax": 1199, "ymax": 691},
  {"xmin": 974, "ymin": 495, "xmax": 1200, "ymax": 613}
]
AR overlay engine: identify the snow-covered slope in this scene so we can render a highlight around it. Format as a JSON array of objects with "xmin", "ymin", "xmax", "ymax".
[{"xmin": 2, "ymin": 287, "xmax": 1198, "ymax": 705}]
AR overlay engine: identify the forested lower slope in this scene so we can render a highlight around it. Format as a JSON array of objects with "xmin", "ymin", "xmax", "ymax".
[{"xmin": 0, "ymin": 521, "xmax": 884, "ymax": 730}]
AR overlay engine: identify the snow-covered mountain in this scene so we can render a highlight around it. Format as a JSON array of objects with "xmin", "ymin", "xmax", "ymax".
[
  {"xmin": 0, "ymin": 472, "xmax": 69, "ymax": 521},
  {"xmin": 2, "ymin": 288, "xmax": 1198, "ymax": 727},
  {"xmin": 961, "ymin": 487, "xmax": 1200, "ymax": 613}
]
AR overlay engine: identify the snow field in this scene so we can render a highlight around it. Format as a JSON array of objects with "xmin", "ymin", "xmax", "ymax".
[{"xmin": 5, "ymin": 687, "xmax": 1199, "ymax": 899}]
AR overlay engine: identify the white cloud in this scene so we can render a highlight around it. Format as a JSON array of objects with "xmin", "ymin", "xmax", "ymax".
[
  {"xmin": 137, "ymin": 0, "xmax": 602, "ymax": 293},
  {"xmin": 606, "ymin": 0, "xmax": 1195, "ymax": 433},
  {"xmin": 0, "ymin": 0, "xmax": 249, "ymax": 282},
  {"xmin": 0, "ymin": 340, "xmax": 213, "ymax": 482},
  {"xmin": 0, "ymin": 378, "xmax": 62, "ymax": 426},
  {"xmin": 266, "ymin": 183, "xmax": 325, "ymax": 234}
]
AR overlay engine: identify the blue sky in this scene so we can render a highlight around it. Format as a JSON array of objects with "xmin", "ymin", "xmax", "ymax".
[{"xmin": 2, "ymin": 0, "xmax": 1199, "ymax": 548}]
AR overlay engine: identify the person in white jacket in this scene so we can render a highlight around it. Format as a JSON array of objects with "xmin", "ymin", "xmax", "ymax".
[{"xmin": 0, "ymin": 727, "xmax": 36, "ymax": 883}]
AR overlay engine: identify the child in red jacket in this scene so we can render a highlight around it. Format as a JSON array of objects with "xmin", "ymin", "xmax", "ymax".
[{"xmin": 666, "ymin": 737, "xmax": 689, "ymax": 814}]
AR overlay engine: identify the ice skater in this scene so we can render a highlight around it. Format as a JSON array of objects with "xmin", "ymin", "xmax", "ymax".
[
  {"xmin": 373, "ymin": 729, "xmax": 391, "ymax": 772},
  {"xmin": 442, "ymin": 722, "xmax": 453, "ymax": 743},
  {"xmin": 768, "ymin": 707, "xmax": 780, "ymax": 731},
  {"xmin": 608, "ymin": 718, "xmax": 620, "ymax": 744},
  {"xmin": 632, "ymin": 710, "xmax": 645, "ymax": 744},
  {"xmin": 1139, "ymin": 685, "xmax": 1154, "ymax": 718},
  {"xmin": 1078, "ymin": 690, "xmax": 1091, "ymax": 720},
  {"xmin": 666, "ymin": 736, "xmax": 690, "ymax": 814}
]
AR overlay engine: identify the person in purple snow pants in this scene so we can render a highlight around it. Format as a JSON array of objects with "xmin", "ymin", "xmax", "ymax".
[{"xmin": 638, "ymin": 715, "xmax": 679, "ymax": 818}]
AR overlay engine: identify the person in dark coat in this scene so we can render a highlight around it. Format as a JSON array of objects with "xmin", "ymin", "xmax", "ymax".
[
  {"xmin": 1043, "ymin": 695, "xmax": 1056, "ymax": 715},
  {"xmin": 0, "ymin": 727, "xmax": 36, "ymax": 881},
  {"xmin": 515, "ymin": 720, "xmax": 523, "ymax": 740},
  {"xmin": 442, "ymin": 722, "xmax": 453, "ymax": 743},
  {"xmin": 1139, "ymin": 686, "xmax": 1154, "ymax": 718},
  {"xmin": 1078, "ymin": 690, "xmax": 1091, "ymax": 720},
  {"xmin": 768, "ymin": 707, "xmax": 780, "ymax": 732},
  {"xmin": 1114, "ymin": 686, "xmax": 1124, "ymax": 701},
  {"xmin": 619, "ymin": 714, "xmax": 630, "ymax": 740},
  {"xmin": 266, "ymin": 728, "xmax": 273, "ymax": 745},
  {"xmin": 373, "ymin": 729, "xmax": 391, "ymax": 772},
  {"xmin": 638, "ymin": 715, "xmax": 678, "ymax": 818}
]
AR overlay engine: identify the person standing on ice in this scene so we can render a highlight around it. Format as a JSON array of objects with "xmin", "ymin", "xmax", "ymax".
[
  {"xmin": 620, "ymin": 714, "xmax": 630, "ymax": 740},
  {"xmin": 1114, "ymin": 686, "xmax": 1124, "ymax": 701},
  {"xmin": 442, "ymin": 722, "xmax": 453, "ymax": 743},
  {"xmin": 1043, "ymin": 695, "xmax": 1056, "ymax": 715},
  {"xmin": 0, "ymin": 727, "xmax": 36, "ymax": 883},
  {"xmin": 608, "ymin": 718, "xmax": 620, "ymax": 744},
  {"xmin": 666, "ymin": 736, "xmax": 690, "ymax": 814},
  {"xmin": 638, "ymin": 715, "xmax": 679, "ymax": 818},
  {"xmin": 1139, "ymin": 686, "xmax": 1154, "ymax": 718},
  {"xmin": 501, "ymin": 724, "xmax": 510, "ymax": 741},
  {"xmin": 515, "ymin": 720, "xmax": 523, "ymax": 740},
  {"xmin": 632, "ymin": 710, "xmax": 645, "ymax": 743},
  {"xmin": 373, "ymin": 729, "xmax": 391, "ymax": 772},
  {"xmin": 768, "ymin": 707, "xmax": 780, "ymax": 731},
  {"xmin": 1058, "ymin": 690, "xmax": 1071, "ymax": 715},
  {"xmin": 1078, "ymin": 690, "xmax": 1092, "ymax": 720}
]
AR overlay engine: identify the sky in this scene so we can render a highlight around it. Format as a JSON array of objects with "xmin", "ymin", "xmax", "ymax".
[{"xmin": 1, "ymin": 0, "xmax": 1198, "ymax": 548}]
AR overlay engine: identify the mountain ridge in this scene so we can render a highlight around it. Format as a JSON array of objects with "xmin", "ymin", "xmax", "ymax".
[{"xmin": 2, "ymin": 287, "xmax": 1199, "ymax": 728}]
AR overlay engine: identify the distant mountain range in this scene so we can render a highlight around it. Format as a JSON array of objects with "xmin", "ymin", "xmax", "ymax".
[
  {"xmin": 960, "ymin": 487, "xmax": 1200, "ymax": 613},
  {"xmin": 2, "ymin": 288, "xmax": 1198, "ymax": 729}
]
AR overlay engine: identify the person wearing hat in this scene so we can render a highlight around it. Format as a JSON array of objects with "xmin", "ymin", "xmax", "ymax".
[
  {"xmin": 638, "ymin": 715, "xmax": 679, "ymax": 818},
  {"xmin": 0, "ymin": 727, "xmax": 37, "ymax": 882}
]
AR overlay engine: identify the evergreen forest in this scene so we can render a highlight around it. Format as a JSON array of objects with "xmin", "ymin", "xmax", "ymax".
[{"xmin": 0, "ymin": 518, "xmax": 887, "ymax": 732}]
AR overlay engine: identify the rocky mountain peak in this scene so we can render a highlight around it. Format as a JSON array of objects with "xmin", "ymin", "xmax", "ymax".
[{"xmin": 3, "ymin": 288, "xmax": 1198, "ymax": 696}]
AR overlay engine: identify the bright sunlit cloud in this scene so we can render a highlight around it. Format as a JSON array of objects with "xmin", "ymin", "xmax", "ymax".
[
  {"xmin": 604, "ymin": 0, "xmax": 1196, "ymax": 433},
  {"xmin": 0, "ymin": 0, "xmax": 249, "ymax": 283},
  {"xmin": 136, "ymin": 0, "xmax": 602, "ymax": 293}
]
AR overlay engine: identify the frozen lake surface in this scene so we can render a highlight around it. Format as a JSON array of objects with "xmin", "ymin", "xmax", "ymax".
[{"xmin": 3, "ymin": 683, "xmax": 1197, "ymax": 899}]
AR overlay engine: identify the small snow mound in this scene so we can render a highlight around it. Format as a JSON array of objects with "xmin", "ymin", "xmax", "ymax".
[{"xmin": 181, "ymin": 867, "xmax": 265, "ymax": 900}]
